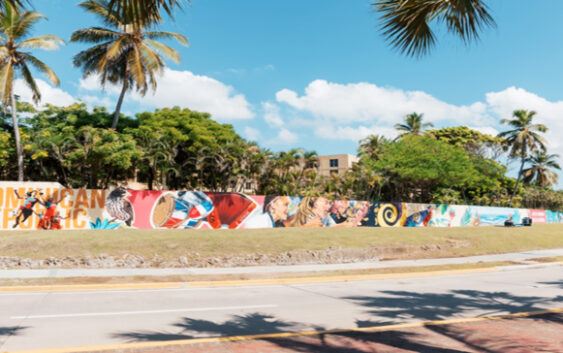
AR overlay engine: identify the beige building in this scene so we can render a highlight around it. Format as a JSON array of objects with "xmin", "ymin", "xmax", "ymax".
[{"xmin": 317, "ymin": 154, "xmax": 359, "ymax": 177}]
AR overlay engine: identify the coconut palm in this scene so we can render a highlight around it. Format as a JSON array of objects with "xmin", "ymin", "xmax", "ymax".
[
  {"xmin": 108, "ymin": 0, "xmax": 187, "ymax": 26},
  {"xmin": 0, "ymin": 4, "xmax": 63, "ymax": 181},
  {"xmin": 498, "ymin": 109, "xmax": 548, "ymax": 205},
  {"xmin": 523, "ymin": 151, "xmax": 560, "ymax": 188},
  {"xmin": 394, "ymin": 112, "xmax": 433, "ymax": 138},
  {"xmin": 375, "ymin": 0, "xmax": 495, "ymax": 57},
  {"xmin": 71, "ymin": 0, "xmax": 188, "ymax": 130},
  {"xmin": 358, "ymin": 134, "xmax": 390, "ymax": 159}
]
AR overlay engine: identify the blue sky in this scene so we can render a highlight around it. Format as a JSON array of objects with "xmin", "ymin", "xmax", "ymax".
[{"xmin": 14, "ymin": 0, "xmax": 563, "ymax": 187}]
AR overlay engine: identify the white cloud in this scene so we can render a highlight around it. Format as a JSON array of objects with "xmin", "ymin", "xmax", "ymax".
[
  {"xmin": 262, "ymin": 102, "xmax": 284, "ymax": 127},
  {"xmin": 274, "ymin": 81, "xmax": 563, "ymax": 183},
  {"xmin": 275, "ymin": 128, "xmax": 298, "ymax": 144},
  {"xmin": 78, "ymin": 68, "xmax": 254, "ymax": 121},
  {"xmin": 485, "ymin": 86, "xmax": 563, "ymax": 151},
  {"xmin": 315, "ymin": 124, "xmax": 398, "ymax": 141},
  {"xmin": 14, "ymin": 79, "xmax": 74, "ymax": 107},
  {"xmin": 469, "ymin": 126, "xmax": 499, "ymax": 137},
  {"xmin": 276, "ymin": 80, "xmax": 490, "ymax": 125},
  {"xmin": 244, "ymin": 126, "xmax": 261, "ymax": 141}
]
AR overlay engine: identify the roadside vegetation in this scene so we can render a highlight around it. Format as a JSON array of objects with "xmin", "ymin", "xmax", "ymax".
[{"xmin": 1, "ymin": 224, "xmax": 562, "ymax": 264}]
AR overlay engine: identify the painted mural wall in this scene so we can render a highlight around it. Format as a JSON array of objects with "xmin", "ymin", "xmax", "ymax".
[{"xmin": 1, "ymin": 183, "xmax": 562, "ymax": 231}]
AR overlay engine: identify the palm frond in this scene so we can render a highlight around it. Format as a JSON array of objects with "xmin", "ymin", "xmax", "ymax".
[
  {"xmin": 19, "ymin": 34, "xmax": 65, "ymax": 50},
  {"xmin": 0, "ymin": 61, "xmax": 14, "ymax": 103},
  {"xmin": 13, "ymin": 10, "xmax": 47, "ymax": 39},
  {"xmin": 375, "ymin": 0, "xmax": 495, "ymax": 57},
  {"xmin": 144, "ymin": 38, "xmax": 179, "ymax": 63},
  {"xmin": 22, "ymin": 53, "xmax": 60, "ymax": 86},
  {"xmin": 78, "ymin": 0, "xmax": 122, "ymax": 28},
  {"xmin": 144, "ymin": 30, "xmax": 188, "ymax": 46},
  {"xmin": 107, "ymin": 0, "xmax": 187, "ymax": 26},
  {"xmin": 20, "ymin": 62, "xmax": 40, "ymax": 103},
  {"xmin": 128, "ymin": 46, "xmax": 146, "ymax": 93},
  {"xmin": 70, "ymin": 28, "xmax": 121, "ymax": 43}
]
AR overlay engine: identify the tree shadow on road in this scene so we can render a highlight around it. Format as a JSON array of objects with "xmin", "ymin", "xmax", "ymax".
[
  {"xmin": 113, "ymin": 312, "xmax": 300, "ymax": 342},
  {"xmin": 112, "ymin": 289, "xmax": 563, "ymax": 353},
  {"xmin": 539, "ymin": 279, "xmax": 563, "ymax": 289},
  {"xmin": 113, "ymin": 313, "xmax": 472, "ymax": 353},
  {"xmin": 345, "ymin": 289, "xmax": 563, "ymax": 353},
  {"xmin": 345, "ymin": 289, "xmax": 563, "ymax": 325},
  {"xmin": 0, "ymin": 327, "xmax": 27, "ymax": 337}
]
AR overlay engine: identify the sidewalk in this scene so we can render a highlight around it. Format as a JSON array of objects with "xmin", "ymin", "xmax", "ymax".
[{"xmin": 0, "ymin": 249, "xmax": 561, "ymax": 279}]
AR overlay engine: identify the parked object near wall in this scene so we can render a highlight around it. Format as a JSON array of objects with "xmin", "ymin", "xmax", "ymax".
[{"xmin": 1, "ymin": 183, "xmax": 562, "ymax": 231}]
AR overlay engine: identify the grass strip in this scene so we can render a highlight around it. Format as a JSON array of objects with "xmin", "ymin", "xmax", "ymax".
[{"xmin": 0, "ymin": 224, "xmax": 562, "ymax": 263}]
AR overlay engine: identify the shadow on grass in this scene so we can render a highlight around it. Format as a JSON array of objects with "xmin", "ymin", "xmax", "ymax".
[{"xmin": 112, "ymin": 289, "xmax": 563, "ymax": 352}]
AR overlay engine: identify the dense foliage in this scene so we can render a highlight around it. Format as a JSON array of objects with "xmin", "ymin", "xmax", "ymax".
[{"xmin": 1, "ymin": 104, "xmax": 562, "ymax": 211}]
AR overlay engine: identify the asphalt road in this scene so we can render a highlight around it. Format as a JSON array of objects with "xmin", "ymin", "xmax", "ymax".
[{"xmin": 0, "ymin": 264, "xmax": 562, "ymax": 352}]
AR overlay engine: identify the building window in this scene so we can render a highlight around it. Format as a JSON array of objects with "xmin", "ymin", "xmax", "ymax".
[
  {"xmin": 329, "ymin": 159, "xmax": 339, "ymax": 167},
  {"xmin": 330, "ymin": 169, "xmax": 338, "ymax": 175},
  {"xmin": 245, "ymin": 182, "xmax": 252, "ymax": 190}
]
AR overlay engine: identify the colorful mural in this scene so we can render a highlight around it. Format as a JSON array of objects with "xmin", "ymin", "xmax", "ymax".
[{"xmin": 1, "ymin": 183, "xmax": 562, "ymax": 231}]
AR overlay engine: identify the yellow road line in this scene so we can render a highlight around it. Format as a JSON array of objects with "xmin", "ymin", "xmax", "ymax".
[
  {"xmin": 0, "ymin": 267, "xmax": 499, "ymax": 293},
  {"xmin": 9, "ymin": 307, "xmax": 563, "ymax": 353},
  {"xmin": 2, "ymin": 261, "xmax": 561, "ymax": 293}
]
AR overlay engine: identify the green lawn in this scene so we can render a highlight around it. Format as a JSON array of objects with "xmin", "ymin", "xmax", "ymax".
[{"xmin": 1, "ymin": 224, "xmax": 562, "ymax": 262}]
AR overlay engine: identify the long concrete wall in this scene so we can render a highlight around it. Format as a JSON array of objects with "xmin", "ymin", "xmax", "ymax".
[{"xmin": 1, "ymin": 183, "xmax": 561, "ymax": 230}]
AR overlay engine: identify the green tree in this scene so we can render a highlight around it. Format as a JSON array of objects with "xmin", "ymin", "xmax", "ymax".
[
  {"xmin": 498, "ymin": 109, "xmax": 548, "ymax": 205},
  {"xmin": 0, "ymin": 4, "xmax": 63, "ymax": 180},
  {"xmin": 428, "ymin": 126, "xmax": 503, "ymax": 158},
  {"xmin": 394, "ymin": 112, "xmax": 433, "ymax": 138},
  {"xmin": 523, "ymin": 151, "xmax": 560, "ymax": 188},
  {"xmin": 374, "ymin": 0, "xmax": 495, "ymax": 57},
  {"xmin": 71, "ymin": 0, "xmax": 188, "ymax": 129},
  {"xmin": 365, "ymin": 135, "xmax": 476, "ymax": 202}
]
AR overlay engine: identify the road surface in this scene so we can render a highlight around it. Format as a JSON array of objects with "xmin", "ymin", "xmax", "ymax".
[{"xmin": 0, "ymin": 264, "xmax": 561, "ymax": 352}]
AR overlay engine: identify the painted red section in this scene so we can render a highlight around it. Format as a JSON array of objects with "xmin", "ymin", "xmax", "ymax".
[
  {"xmin": 529, "ymin": 209, "xmax": 547, "ymax": 224},
  {"xmin": 127, "ymin": 190, "xmax": 163, "ymax": 228},
  {"xmin": 205, "ymin": 192, "xmax": 258, "ymax": 229}
]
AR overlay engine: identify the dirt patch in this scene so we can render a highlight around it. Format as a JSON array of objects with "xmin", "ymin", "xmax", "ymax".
[{"xmin": 0, "ymin": 241, "xmax": 470, "ymax": 269}]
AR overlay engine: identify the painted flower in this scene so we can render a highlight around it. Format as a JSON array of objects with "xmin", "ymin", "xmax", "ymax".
[{"xmin": 90, "ymin": 218, "xmax": 121, "ymax": 230}]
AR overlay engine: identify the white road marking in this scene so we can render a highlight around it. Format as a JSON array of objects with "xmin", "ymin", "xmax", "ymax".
[{"xmin": 11, "ymin": 304, "xmax": 278, "ymax": 319}]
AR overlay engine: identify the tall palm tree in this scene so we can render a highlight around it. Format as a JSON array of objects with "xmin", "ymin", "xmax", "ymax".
[
  {"xmin": 375, "ymin": 0, "xmax": 495, "ymax": 57},
  {"xmin": 394, "ymin": 112, "xmax": 433, "ymax": 138},
  {"xmin": 71, "ymin": 0, "xmax": 188, "ymax": 130},
  {"xmin": 498, "ymin": 109, "xmax": 548, "ymax": 205},
  {"xmin": 0, "ymin": 4, "xmax": 63, "ymax": 181},
  {"xmin": 523, "ymin": 151, "xmax": 560, "ymax": 188}
]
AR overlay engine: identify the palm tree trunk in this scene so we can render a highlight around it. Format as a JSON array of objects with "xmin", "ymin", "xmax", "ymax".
[
  {"xmin": 510, "ymin": 156, "xmax": 526, "ymax": 206},
  {"xmin": 112, "ymin": 79, "xmax": 128, "ymax": 130},
  {"xmin": 10, "ymin": 92, "xmax": 23, "ymax": 181}
]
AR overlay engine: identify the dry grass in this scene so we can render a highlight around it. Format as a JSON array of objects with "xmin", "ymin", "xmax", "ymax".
[{"xmin": 0, "ymin": 224, "xmax": 562, "ymax": 261}]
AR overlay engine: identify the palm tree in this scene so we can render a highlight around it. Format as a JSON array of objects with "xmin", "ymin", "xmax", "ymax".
[
  {"xmin": 374, "ymin": 0, "xmax": 495, "ymax": 57},
  {"xmin": 108, "ymin": 0, "xmax": 187, "ymax": 27},
  {"xmin": 358, "ymin": 134, "xmax": 389, "ymax": 159},
  {"xmin": 0, "ymin": 4, "xmax": 63, "ymax": 181},
  {"xmin": 498, "ymin": 109, "xmax": 548, "ymax": 205},
  {"xmin": 394, "ymin": 112, "xmax": 433, "ymax": 138},
  {"xmin": 71, "ymin": 0, "xmax": 188, "ymax": 130},
  {"xmin": 523, "ymin": 151, "xmax": 560, "ymax": 188}
]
